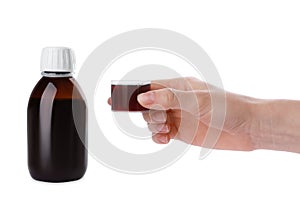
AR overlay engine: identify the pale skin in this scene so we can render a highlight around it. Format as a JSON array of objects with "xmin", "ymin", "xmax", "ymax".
[{"xmin": 108, "ymin": 77, "xmax": 300, "ymax": 154}]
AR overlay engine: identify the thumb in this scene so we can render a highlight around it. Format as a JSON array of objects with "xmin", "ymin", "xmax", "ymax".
[
  {"xmin": 137, "ymin": 88, "xmax": 178, "ymax": 110},
  {"xmin": 137, "ymin": 88, "xmax": 205, "ymax": 113}
]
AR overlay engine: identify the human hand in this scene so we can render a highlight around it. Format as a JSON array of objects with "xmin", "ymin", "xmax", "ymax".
[
  {"xmin": 108, "ymin": 77, "xmax": 300, "ymax": 154},
  {"xmin": 108, "ymin": 77, "xmax": 259, "ymax": 151},
  {"xmin": 134, "ymin": 77, "xmax": 259, "ymax": 151}
]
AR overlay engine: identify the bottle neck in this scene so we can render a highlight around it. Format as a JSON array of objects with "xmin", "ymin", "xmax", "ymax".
[{"xmin": 41, "ymin": 71, "xmax": 73, "ymax": 77}]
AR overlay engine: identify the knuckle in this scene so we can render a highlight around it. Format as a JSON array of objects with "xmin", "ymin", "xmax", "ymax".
[
  {"xmin": 142, "ymin": 112, "xmax": 150, "ymax": 122},
  {"xmin": 148, "ymin": 123, "xmax": 164, "ymax": 133},
  {"xmin": 149, "ymin": 110, "xmax": 164, "ymax": 123},
  {"xmin": 185, "ymin": 76, "xmax": 198, "ymax": 83},
  {"xmin": 165, "ymin": 88, "xmax": 176, "ymax": 105},
  {"xmin": 148, "ymin": 124, "xmax": 156, "ymax": 132},
  {"xmin": 185, "ymin": 76, "xmax": 207, "ymax": 90},
  {"xmin": 152, "ymin": 135, "xmax": 160, "ymax": 143}
]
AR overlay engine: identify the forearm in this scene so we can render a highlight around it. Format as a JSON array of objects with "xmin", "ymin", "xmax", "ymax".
[{"xmin": 251, "ymin": 99, "xmax": 300, "ymax": 153}]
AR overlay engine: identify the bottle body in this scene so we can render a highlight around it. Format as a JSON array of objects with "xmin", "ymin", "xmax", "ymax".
[{"xmin": 27, "ymin": 75, "xmax": 87, "ymax": 182}]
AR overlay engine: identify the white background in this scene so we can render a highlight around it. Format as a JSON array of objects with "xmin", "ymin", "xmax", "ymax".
[{"xmin": 1, "ymin": 0, "xmax": 300, "ymax": 199}]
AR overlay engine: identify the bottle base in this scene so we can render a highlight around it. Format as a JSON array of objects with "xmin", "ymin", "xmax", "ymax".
[
  {"xmin": 29, "ymin": 173, "xmax": 85, "ymax": 183},
  {"xmin": 28, "ymin": 166, "xmax": 87, "ymax": 183}
]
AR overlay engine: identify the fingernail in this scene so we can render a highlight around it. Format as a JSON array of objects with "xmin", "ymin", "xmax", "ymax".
[
  {"xmin": 137, "ymin": 92, "xmax": 155, "ymax": 105},
  {"xmin": 160, "ymin": 125, "xmax": 169, "ymax": 132},
  {"xmin": 157, "ymin": 135, "xmax": 167, "ymax": 144},
  {"xmin": 152, "ymin": 112, "xmax": 166, "ymax": 123}
]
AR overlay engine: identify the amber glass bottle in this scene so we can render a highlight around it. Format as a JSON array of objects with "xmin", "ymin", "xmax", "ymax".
[{"xmin": 27, "ymin": 47, "xmax": 87, "ymax": 182}]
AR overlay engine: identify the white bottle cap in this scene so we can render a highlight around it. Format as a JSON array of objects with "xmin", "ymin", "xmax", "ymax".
[{"xmin": 40, "ymin": 47, "xmax": 75, "ymax": 72}]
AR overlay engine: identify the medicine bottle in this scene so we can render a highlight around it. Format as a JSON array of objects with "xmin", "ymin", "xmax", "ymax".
[{"xmin": 27, "ymin": 47, "xmax": 87, "ymax": 182}]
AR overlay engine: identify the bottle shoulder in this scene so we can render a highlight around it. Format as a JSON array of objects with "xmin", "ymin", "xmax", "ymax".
[{"xmin": 29, "ymin": 76, "xmax": 85, "ymax": 100}]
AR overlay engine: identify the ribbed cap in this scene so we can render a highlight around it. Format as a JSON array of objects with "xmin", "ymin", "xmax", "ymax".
[{"xmin": 40, "ymin": 47, "xmax": 75, "ymax": 72}]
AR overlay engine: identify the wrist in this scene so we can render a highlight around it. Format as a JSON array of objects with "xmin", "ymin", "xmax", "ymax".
[
  {"xmin": 249, "ymin": 99, "xmax": 300, "ymax": 153},
  {"xmin": 248, "ymin": 99, "xmax": 274, "ymax": 150}
]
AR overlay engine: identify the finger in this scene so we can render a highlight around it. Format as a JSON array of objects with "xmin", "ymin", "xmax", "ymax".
[
  {"xmin": 137, "ymin": 88, "xmax": 179, "ymax": 110},
  {"xmin": 107, "ymin": 97, "xmax": 112, "ymax": 105},
  {"xmin": 137, "ymin": 88, "xmax": 210, "ymax": 115},
  {"xmin": 152, "ymin": 121, "xmax": 179, "ymax": 144},
  {"xmin": 142, "ymin": 110, "xmax": 167, "ymax": 123},
  {"xmin": 148, "ymin": 123, "xmax": 170, "ymax": 133},
  {"xmin": 152, "ymin": 133, "xmax": 170, "ymax": 144}
]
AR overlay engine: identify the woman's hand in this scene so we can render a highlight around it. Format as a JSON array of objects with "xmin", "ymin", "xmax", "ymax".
[
  {"xmin": 108, "ymin": 77, "xmax": 300, "ymax": 153},
  {"xmin": 136, "ymin": 77, "xmax": 257, "ymax": 151}
]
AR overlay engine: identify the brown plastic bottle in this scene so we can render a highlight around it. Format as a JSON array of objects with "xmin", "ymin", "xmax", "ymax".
[{"xmin": 27, "ymin": 47, "xmax": 87, "ymax": 182}]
